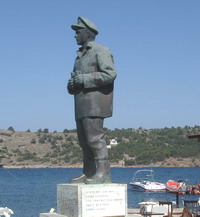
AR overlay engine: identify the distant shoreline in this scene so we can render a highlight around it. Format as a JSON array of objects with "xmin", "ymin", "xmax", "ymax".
[{"xmin": 2, "ymin": 164, "xmax": 198, "ymax": 169}]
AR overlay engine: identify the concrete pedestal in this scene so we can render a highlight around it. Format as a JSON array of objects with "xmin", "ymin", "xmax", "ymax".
[
  {"xmin": 40, "ymin": 183, "xmax": 127, "ymax": 217},
  {"xmin": 57, "ymin": 184, "xmax": 127, "ymax": 217}
]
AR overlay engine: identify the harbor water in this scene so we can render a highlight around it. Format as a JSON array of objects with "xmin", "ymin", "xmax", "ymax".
[{"xmin": 0, "ymin": 167, "xmax": 200, "ymax": 217}]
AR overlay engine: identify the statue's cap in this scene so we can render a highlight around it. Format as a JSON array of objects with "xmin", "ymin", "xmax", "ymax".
[{"xmin": 71, "ymin": 16, "xmax": 98, "ymax": 35}]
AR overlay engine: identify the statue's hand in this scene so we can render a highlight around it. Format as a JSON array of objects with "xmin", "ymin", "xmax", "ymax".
[
  {"xmin": 73, "ymin": 74, "xmax": 83, "ymax": 88},
  {"xmin": 67, "ymin": 79, "xmax": 75, "ymax": 94},
  {"xmin": 71, "ymin": 72, "xmax": 76, "ymax": 78}
]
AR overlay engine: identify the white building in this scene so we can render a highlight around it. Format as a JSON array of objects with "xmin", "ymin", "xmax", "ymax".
[{"xmin": 107, "ymin": 139, "xmax": 118, "ymax": 149}]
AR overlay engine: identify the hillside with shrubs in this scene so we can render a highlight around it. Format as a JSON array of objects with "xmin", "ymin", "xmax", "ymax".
[{"xmin": 0, "ymin": 126, "xmax": 200, "ymax": 168}]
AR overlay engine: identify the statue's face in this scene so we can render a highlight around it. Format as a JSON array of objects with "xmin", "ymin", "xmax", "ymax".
[{"xmin": 75, "ymin": 28, "xmax": 89, "ymax": 46}]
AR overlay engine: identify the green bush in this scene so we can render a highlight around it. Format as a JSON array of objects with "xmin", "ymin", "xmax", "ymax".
[
  {"xmin": 31, "ymin": 138, "xmax": 36, "ymax": 144},
  {"xmin": 39, "ymin": 136, "xmax": 46, "ymax": 144},
  {"xmin": 63, "ymin": 129, "xmax": 69, "ymax": 133},
  {"xmin": 8, "ymin": 126, "xmax": 15, "ymax": 132},
  {"xmin": 0, "ymin": 149, "xmax": 7, "ymax": 153},
  {"xmin": 43, "ymin": 128, "xmax": 49, "ymax": 133}
]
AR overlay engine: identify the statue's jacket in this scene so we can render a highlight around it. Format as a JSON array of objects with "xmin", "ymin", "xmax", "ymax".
[{"xmin": 71, "ymin": 41, "xmax": 117, "ymax": 120}]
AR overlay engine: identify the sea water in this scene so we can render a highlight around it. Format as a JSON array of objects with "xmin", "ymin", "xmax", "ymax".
[{"xmin": 0, "ymin": 167, "xmax": 200, "ymax": 217}]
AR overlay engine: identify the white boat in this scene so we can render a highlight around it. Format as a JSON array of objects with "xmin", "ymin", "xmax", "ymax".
[
  {"xmin": 130, "ymin": 169, "xmax": 166, "ymax": 191},
  {"xmin": 0, "ymin": 207, "xmax": 14, "ymax": 217}
]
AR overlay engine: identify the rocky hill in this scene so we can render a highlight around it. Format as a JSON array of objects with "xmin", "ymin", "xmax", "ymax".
[
  {"xmin": 0, "ymin": 126, "xmax": 200, "ymax": 168},
  {"xmin": 0, "ymin": 129, "xmax": 81, "ymax": 168}
]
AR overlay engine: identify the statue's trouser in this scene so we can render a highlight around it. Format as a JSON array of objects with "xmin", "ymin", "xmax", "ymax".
[{"xmin": 69, "ymin": 117, "xmax": 111, "ymax": 184}]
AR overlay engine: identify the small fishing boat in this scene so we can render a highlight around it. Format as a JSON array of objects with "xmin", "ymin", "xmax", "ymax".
[
  {"xmin": 166, "ymin": 180, "xmax": 186, "ymax": 193},
  {"xmin": 130, "ymin": 169, "xmax": 166, "ymax": 191},
  {"xmin": 166, "ymin": 180, "xmax": 200, "ymax": 195}
]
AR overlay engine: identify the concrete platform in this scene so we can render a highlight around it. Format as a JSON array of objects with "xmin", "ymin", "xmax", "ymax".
[
  {"xmin": 40, "ymin": 213, "xmax": 67, "ymax": 217},
  {"xmin": 127, "ymin": 208, "xmax": 184, "ymax": 217},
  {"xmin": 40, "ymin": 207, "xmax": 184, "ymax": 217}
]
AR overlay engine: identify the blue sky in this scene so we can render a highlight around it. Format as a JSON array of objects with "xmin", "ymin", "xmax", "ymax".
[{"xmin": 1, "ymin": 0, "xmax": 200, "ymax": 132}]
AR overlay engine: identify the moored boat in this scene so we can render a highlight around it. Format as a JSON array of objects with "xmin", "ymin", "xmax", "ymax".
[
  {"xmin": 130, "ymin": 169, "xmax": 166, "ymax": 191},
  {"xmin": 166, "ymin": 180, "xmax": 183, "ymax": 192},
  {"xmin": 165, "ymin": 179, "xmax": 195, "ymax": 194},
  {"xmin": 166, "ymin": 179, "xmax": 200, "ymax": 195}
]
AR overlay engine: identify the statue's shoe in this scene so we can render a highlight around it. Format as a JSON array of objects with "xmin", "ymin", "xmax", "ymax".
[
  {"xmin": 85, "ymin": 174, "xmax": 111, "ymax": 184},
  {"xmin": 69, "ymin": 174, "xmax": 86, "ymax": 184}
]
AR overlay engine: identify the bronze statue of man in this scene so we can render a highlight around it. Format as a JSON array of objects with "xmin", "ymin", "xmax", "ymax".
[{"xmin": 67, "ymin": 16, "xmax": 116, "ymax": 184}]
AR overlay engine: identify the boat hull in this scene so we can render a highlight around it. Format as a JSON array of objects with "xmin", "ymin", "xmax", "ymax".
[
  {"xmin": 166, "ymin": 180, "xmax": 180, "ymax": 192},
  {"xmin": 130, "ymin": 182, "xmax": 166, "ymax": 192}
]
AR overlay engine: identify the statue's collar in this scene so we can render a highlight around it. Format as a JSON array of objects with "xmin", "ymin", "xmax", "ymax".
[{"xmin": 76, "ymin": 41, "xmax": 94, "ymax": 57}]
